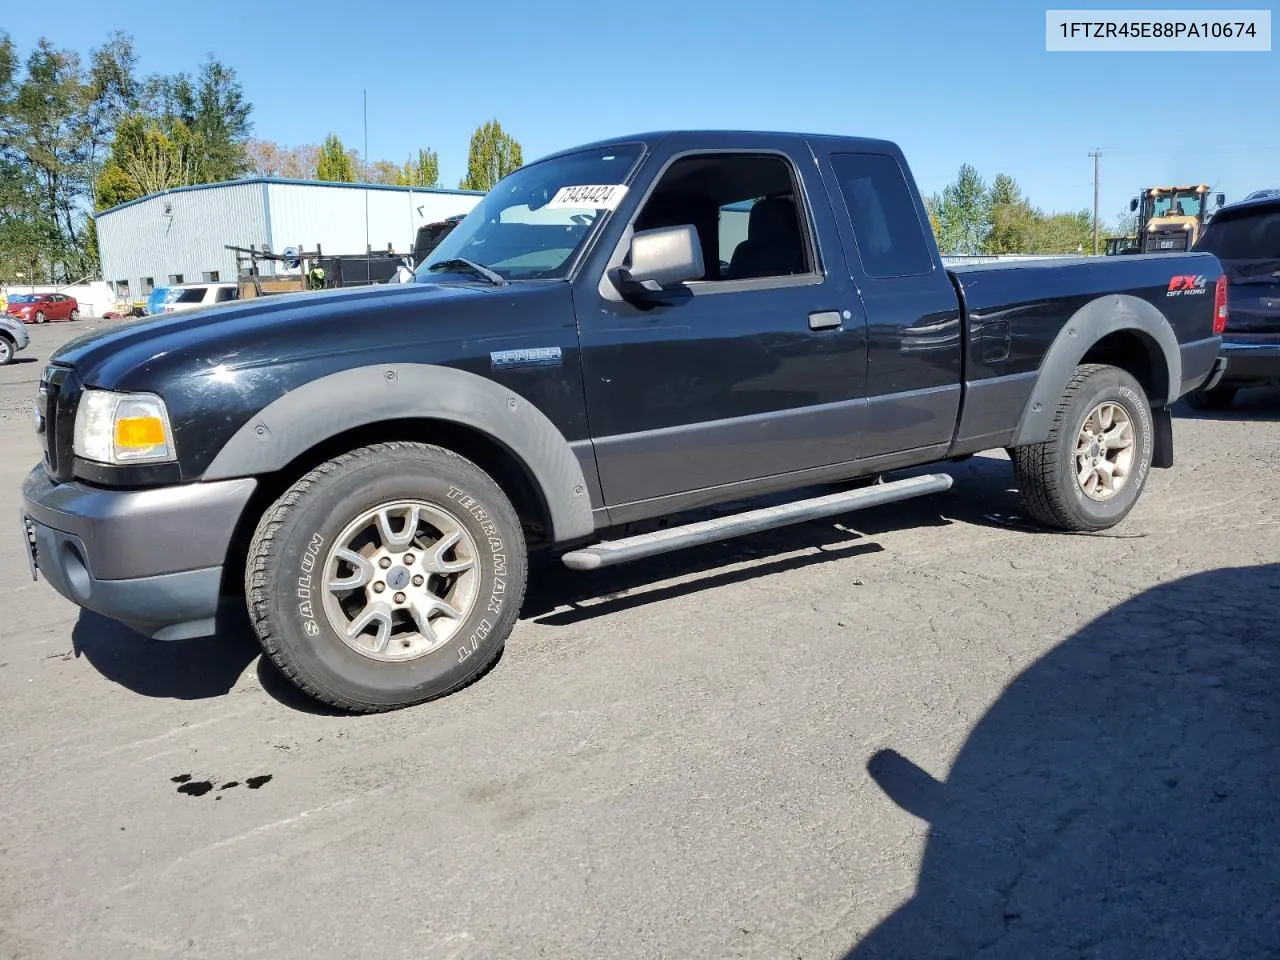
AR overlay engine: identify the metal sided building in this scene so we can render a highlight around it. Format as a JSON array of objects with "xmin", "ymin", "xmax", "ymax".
[{"xmin": 95, "ymin": 179, "xmax": 486, "ymax": 301}]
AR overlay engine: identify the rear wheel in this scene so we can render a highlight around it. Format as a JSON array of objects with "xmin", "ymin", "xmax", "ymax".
[
  {"xmin": 1011, "ymin": 363, "xmax": 1154, "ymax": 531},
  {"xmin": 246, "ymin": 441, "xmax": 528, "ymax": 713},
  {"xmin": 1182, "ymin": 386, "xmax": 1236, "ymax": 411},
  {"xmin": 69, "ymin": 308, "xmax": 80, "ymax": 321}
]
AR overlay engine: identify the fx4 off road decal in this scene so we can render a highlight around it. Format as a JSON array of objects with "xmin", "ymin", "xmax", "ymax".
[{"xmin": 1167, "ymin": 275, "xmax": 1208, "ymax": 296}]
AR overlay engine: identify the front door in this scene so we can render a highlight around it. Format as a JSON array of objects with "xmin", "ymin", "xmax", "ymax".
[{"xmin": 573, "ymin": 137, "xmax": 870, "ymax": 510}]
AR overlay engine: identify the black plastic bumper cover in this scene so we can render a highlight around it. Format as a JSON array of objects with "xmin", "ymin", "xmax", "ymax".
[
  {"xmin": 1211, "ymin": 336, "xmax": 1280, "ymax": 389},
  {"xmin": 20, "ymin": 465, "xmax": 257, "ymax": 641}
]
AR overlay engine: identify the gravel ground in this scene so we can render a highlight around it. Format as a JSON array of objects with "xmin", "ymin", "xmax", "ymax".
[{"xmin": 1, "ymin": 318, "xmax": 1278, "ymax": 960}]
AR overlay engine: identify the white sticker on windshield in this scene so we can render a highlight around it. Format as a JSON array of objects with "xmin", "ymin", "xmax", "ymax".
[{"xmin": 546, "ymin": 184, "xmax": 629, "ymax": 210}]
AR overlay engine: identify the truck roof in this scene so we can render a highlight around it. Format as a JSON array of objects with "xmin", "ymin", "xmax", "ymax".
[
  {"xmin": 534, "ymin": 130, "xmax": 903, "ymax": 164},
  {"xmin": 1211, "ymin": 192, "xmax": 1280, "ymax": 219}
]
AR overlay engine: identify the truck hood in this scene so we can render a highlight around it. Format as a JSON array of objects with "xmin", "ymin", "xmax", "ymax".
[{"xmin": 51, "ymin": 280, "xmax": 500, "ymax": 387}]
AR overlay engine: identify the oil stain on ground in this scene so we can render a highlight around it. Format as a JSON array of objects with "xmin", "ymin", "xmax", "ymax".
[{"xmin": 171, "ymin": 773, "xmax": 273, "ymax": 797}]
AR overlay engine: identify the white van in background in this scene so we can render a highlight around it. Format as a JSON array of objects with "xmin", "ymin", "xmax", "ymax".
[{"xmin": 145, "ymin": 282, "xmax": 239, "ymax": 316}]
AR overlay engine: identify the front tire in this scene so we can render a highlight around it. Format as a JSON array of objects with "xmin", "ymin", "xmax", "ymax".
[
  {"xmin": 1011, "ymin": 363, "xmax": 1154, "ymax": 532},
  {"xmin": 34, "ymin": 311, "xmax": 46, "ymax": 324},
  {"xmin": 245, "ymin": 441, "xmax": 528, "ymax": 713},
  {"xmin": 0, "ymin": 335, "xmax": 13, "ymax": 366}
]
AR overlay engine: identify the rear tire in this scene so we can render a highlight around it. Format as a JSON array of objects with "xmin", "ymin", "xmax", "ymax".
[
  {"xmin": 245, "ymin": 441, "xmax": 528, "ymax": 713},
  {"xmin": 69, "ymin": 308, "xmax": 80, "ymax": 321},
  {"xmin": 1182, "ymin": 386, "xmax": 1236, "ymax": 411},
  {"xmin": 1011, "ymin": 363, "xmax": 1154, "ymax": 532}
]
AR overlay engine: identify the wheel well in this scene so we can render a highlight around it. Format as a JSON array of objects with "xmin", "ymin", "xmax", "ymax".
[
  {"xmin": 1080, "ymin": 330, "xmax": 1169, "ymax": 405},
  {"xmin": 220, "ymin": 417, "xmax": 554, "ymax": 600}
]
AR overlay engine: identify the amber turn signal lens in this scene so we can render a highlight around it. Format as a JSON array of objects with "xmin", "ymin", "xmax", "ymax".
[{"xmin": 115, "ymin": 416, "xmax": 166, "ymax": 447}]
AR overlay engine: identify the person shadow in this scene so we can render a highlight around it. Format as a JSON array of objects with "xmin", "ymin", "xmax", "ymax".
[{"xmin": 845, "ymin": 562, "xmax": 1280, "ymax": 960}]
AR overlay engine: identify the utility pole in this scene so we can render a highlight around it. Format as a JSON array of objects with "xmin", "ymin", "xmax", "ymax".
[{"xmin": 1089, "ymin": 149, "xmax": 1102, "ymax": 255}]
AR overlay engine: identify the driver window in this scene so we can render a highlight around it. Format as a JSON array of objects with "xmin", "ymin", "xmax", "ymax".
[{"xmin": 632, "ymin": 154, "xmax": 814, "ymax": 282}]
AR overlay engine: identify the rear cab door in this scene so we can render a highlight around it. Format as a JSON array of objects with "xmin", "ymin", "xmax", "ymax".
[
  {"xmin": 808, "ymin": 139, "xmax": 965, "ymax": 459},
  {"xmin": 570, "ymin": 132, "xmax": 872, "ymax": 514}
]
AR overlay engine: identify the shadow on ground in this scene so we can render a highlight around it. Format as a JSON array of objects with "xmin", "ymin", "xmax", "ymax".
[
  {"xmin": 1174, "ymin": 385, "xmax": 1280, "ymax": 423},
  {"xmin": 521, "ymin": 453, "xmax": 1035, "ymax": 624},
  {"xmin": 69, "ymin": 453, "xmax": 1033, "ymax": 709},
  {"xmin": 69, "ymin": 601, "xmax": 356, "ymax": 714},
  {"xmin": 845, "ymin": 562, "xmax": 1280, "ymax": 960}
]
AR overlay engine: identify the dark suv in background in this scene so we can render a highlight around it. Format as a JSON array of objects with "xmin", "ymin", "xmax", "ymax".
[{"xmin": 1186, "ymin": 194, "xmax": 1280, "ymax": 409}]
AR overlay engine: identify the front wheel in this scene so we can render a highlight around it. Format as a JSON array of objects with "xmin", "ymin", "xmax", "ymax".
[
  {"xmin": 1011, "ymin": 363, "xmax": 1154, "ymax": 532},
  {"xmin": 33, "ymin": 311, "xmax": 46, "ymax": 324},
  {"xmin": 0, "ymin": 336, "xmax": 13, "ymax": 366},
  {"xmin": 245, "ymin": 441, "xmax": 528, "ymax": 713}
]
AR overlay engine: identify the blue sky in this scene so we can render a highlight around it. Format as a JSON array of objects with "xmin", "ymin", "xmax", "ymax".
[{"xmin": 6, "ymin": 0, "xmax": 1277, "ymax": 228}]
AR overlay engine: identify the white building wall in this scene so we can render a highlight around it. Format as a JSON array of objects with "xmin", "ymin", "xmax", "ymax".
[
  {"xmin": 265, "ymin": 183, "xmax": 481, "ymax": 258},
  {"xmin": 97, "ymin": 182, "xmax": 268, "ymax": 298},
  {"xmin": 96, "ymin": 180, "xmax": 484, "ymax": 297}
]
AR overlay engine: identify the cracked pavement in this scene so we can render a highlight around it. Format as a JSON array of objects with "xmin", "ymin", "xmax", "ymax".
[{"xmin": 2, "ymin": 319, "xmax": 1278, "ymax": 959}]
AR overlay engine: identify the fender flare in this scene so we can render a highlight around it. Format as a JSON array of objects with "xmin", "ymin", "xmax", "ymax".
[
  {"xmin": 1009, "ymin": 294, "xmax": 1181, "ymax": 448},
  {"xmin": 202, "ymin": 363, "xmax": 595, "ymax": 543}
]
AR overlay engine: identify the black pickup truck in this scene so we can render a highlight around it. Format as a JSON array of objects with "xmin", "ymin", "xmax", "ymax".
[{"xmin": 21, "ymin": 130, "xmax": 1226, "ymax": 713}]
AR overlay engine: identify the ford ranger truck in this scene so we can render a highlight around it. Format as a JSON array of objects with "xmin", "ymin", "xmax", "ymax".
[{"xmin": 20, "ymin": 130, "xmax": 1226, "ymax": 713}]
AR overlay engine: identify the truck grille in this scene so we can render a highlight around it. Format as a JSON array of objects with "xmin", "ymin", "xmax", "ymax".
[
  {"xmin": 1145, "ymin": 231, "xmax": 1190, "ymax": 252},
  {"xmin": 37, "ymin": 365, "xmax": 81, "ymax": 482}
]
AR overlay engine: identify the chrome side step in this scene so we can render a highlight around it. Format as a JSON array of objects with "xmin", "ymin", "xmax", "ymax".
[{"xmin": 560, "ymin": 473, "xmax": 954, "ymax": 571}]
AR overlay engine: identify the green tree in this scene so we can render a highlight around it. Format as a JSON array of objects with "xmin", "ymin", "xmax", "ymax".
[
  {"xmin": 399, "ymin": 148, "xmax": 441, "ymax": 188},
  {"xmin": 316, "ymin": 133, "xmax": 355, "ymax": 182},
  {"xmin": 365, "ymin": 159, "xmax": 401, "ymax": 185},
  {"xmin": 2, "ymin": 32, "xmax": 254, "ymax": 278},
  {"xmin": 0, "ymin": 35, "xmax": 108, "ymax": 280},
  {"xmin": 245, "ymin": 140, "xmax": 320, "ymax": 179},
  {"xmin": 101, "ymin": 114, "xmax": 197, "ymax": 200},
  {"xmin": 1111, "ymin": 208, "xmax": 1138, "ymax": 238},
  {"xmin": 934, "ymin": 164, "xmax": 989, "ymax": 254},
  {"xmin": 1030, "ymin": 210, "xmax": 1094, "ymax": 254},
  {"xmin": 984, "ymin": 174, "xmax": 1038, "ymax": 254},
  {"xmin": 458, "ymin": 120, "xmax": 522, "ymax": 192},
  {"xmin": 142, "ymin": 56, "xmax": 252, "ymax": 182},
  {"xmin": 922, "ymin": 195, "xmax": 942, "ymax": 239}
]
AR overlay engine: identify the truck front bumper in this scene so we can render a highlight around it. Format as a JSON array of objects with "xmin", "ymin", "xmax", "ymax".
[
  {"xmin": 1202, "ymin": 334, "xmax": 1280, "ymax": 391},
  {"xmin": 20, "ymin": 465, "xmax": 257, "ymax": 641}
]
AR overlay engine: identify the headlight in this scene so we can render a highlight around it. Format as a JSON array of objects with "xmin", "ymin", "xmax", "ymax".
[{"xmin": 73, "ymin": 389, "xmax": 176, "ymax": 465}]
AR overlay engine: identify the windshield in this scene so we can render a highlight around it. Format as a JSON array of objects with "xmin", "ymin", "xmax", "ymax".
[
  {"xmin": 1150, "ymin": 190, "xmax": 1204, "ymax": 218},
  {"xmin": 8, "ymin": 295, "xmax": 40, "ymax": 304},
  {"xmin": 414, "ymin": 143, "xmax": 644, "ymax": 282}
]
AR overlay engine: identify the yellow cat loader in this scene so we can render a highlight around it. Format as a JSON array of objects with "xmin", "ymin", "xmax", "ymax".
[{"xmin": 1130, "ymin": 185, "xmax": 1224, "ymax": 253}]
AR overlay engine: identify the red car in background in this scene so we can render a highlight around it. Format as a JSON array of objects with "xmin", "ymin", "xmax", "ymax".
[{"xmin": 5, "ymin": 293, "xmax": 81, "ymax": 324}]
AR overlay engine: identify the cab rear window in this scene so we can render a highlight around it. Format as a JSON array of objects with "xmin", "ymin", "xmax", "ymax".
[{"xmin": 1197, "ymin": 207, "xmax": 1280, "ymax": 260}]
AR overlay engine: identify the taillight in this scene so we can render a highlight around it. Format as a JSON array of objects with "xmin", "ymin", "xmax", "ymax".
[{"xmin": 1213, "ymin": 274, "xmax": 1228, "ymax": 335}]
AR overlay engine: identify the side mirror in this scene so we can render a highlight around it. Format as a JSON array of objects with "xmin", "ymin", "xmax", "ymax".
[
  {"xmin": 1216, "ymin": 193, "xmax": 1225, "ymax": 207},
  {"xmin": 614, "ymin": 224, "xmax": 704, "ymax": 295},
  {"xmin": 1129, "ymin": 198, "xmax": 1139, "ymax": 212}
]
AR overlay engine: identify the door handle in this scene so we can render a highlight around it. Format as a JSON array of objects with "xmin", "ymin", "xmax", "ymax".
[{"xmin": 809, "ymin": 310, "xmax": 843, "ymax": 331}]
